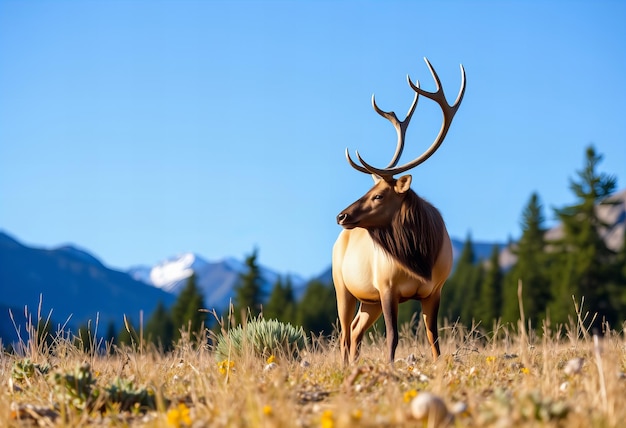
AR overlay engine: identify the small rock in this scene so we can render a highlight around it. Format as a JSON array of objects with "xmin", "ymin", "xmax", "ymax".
[
  {"xmin": 405, "ymin": 353, "xmax": 417, "ymax": 365},
  {"xmin": 410, "ymin": 392, "xmax": 452, "ymax": 426},
  {"xmin": 563, "ymin": 358, "xmax": 584, "ymax": 376},
  {"xmin": 449, "ymin": 401, "xmax": 467, "ymax": 416},
  {"xmin": 264, "ymin": 362, "xmax": 278, "ymax": 372}
]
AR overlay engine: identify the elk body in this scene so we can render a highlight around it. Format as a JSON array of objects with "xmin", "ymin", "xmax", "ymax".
[{"xmin": 332, "ymin": 58, "xmax": 466, "ymax": 364}]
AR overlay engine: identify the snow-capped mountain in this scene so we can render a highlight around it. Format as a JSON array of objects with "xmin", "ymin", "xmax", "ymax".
[
  {"xmin": 130, "ymin": 253, "xmax": 210, "ymax": 293},
  {"xmin": 128, "ymin": 253, "xmax": 308, "ymax": 312}
]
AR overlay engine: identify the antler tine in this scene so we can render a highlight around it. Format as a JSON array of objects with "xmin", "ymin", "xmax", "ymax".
[
  {"xmin": 371, "ymin": 89, "xmax": 419, "ymax": 168},
  {"xmin": 345, "ymin": 76, "xmax": 420, "ymax": 176},
  {"xmin": 409, "ymin": 57, "xmax": 466, "ymax": 118},
  {"xmin": 360, "ymin": 57, "xmax": 466, "ymax": 178},
  {"xmin": 345, "ymin": 148, "xmax": 370, "ymax": 174}
]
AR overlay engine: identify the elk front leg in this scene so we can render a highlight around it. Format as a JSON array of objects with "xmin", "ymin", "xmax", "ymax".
[
  {"xmin": 421, "ymin": 293, "xmax": 441, "ymax": 360},
  {"xmin": 334, "ymin": 283, "xmax": 357, "ymax": 365},
  {"xmin": 348, "ymin": 302, "xmax": 382, "ymax": 363},
  {"xmin": 380, "ymin": 291, "xmax": 399, "ymax": 363}
]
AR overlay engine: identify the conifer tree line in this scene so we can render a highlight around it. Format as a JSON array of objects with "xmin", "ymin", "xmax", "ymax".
[
  {"xmin": 75, "ymin": 144, "xmax": 623, "ymax": 349},
  {"xmin": 442, "ymin": 145, "xmax": 625, "ymax": 332}
]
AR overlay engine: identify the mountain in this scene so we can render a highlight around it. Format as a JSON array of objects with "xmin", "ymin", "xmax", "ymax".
[
  {"xmin": 129, "ymin": 253, "xmax": 308, "ymax": 313},
  {"xmin": 0, "ymin": 231, "xmax": 175, "ymax": 345}
]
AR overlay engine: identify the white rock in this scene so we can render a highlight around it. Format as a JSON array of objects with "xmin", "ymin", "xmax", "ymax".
[
  {"xmin": 410, "ymin": 392, "xmax": 452, "ymax": 426},
  {"xmin": 263, "ymin": 362, "xmax": 278, "ymax": 372},
  {"xmin": 449, "ymin": 401, "xmax": 467, "ymax": 415},
  {"xmin": 564, "ymin": 357, "xmax": 584, "ymax": 375}
]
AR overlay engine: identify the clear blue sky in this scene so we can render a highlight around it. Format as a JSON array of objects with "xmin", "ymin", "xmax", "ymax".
[{"xmin": 1, "ymin": 1, "xmax": 625, "ymax": 278}]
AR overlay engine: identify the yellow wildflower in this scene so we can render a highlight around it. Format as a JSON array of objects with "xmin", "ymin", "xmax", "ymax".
[
  {"xmin": 263, "ymin": 405, "xmax": 273, "ymax": 416},
  {"xmin": 167, "ymin": 403, "xmax": 192, "ymax": 428},
  {"xmin": 218, "ymin": 360, "xmax": 235, "ymax": 375},
  {"xmin": 520, "ymin": 367, "xmax": 530, "ymax": 375},
  {"xmin": 403, "ymin": 389, "xmax": 418, "ymax": 403},
  {"xmin": 486, "ymin": 356, "xmax": 496, "ymax": 364},
  {"xmin": 351, "ymin": 409, "xmax": 363, "ymax": 420},
  {"xmin": 321, "ymin": 409, "xmax": 334, "ymax": 428},
  {"xmin": 266, "ymin": 355, "xmax": 276, "ymax": 364}
]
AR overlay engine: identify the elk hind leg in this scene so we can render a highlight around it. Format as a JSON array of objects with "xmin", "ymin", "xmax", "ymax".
[{"xmin": 421, "ymin": 292, "xmax": 441, "ymax": 360}]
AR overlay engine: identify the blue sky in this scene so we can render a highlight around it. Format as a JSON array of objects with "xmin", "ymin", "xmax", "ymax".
[{"xmin": 1, "ymin": 1, "xmax": 625, "ymax": 278}]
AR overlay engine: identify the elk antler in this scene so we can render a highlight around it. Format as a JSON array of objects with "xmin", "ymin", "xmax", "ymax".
[
  {"xmin": 346, "ymin": 85, "xmax": 419, "ymax": 174},
  {"xmin": 346, "ymin": 57, "xmax": 466, "ymax": 179}
]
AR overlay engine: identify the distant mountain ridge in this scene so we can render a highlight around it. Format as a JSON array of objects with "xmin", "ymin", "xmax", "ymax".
[
  {"xmin": 128, "ymin": 253, "xmax": 308, "ymax": 312},
  {"xmin": 0, "ymin": 231, "xmax": 175, "ymax": 345}
]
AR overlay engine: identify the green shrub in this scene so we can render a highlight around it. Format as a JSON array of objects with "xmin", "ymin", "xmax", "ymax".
[
  {"xmin": 11, "ymin": 358, "xmax": 50, "ymax": 383},
  {"xmin": 52, "ymin": 363, "xmax": 98, "ymax": 411},
  {"xmin": 104, "ymin": 378, "xmax": 157, "ymax": 412},
  {"xmin": 214, "ymin": 318, "xmax": 308, "ymax": 361}
]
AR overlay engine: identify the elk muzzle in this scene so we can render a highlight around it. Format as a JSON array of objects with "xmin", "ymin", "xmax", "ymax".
[{"xmin": 336, "ymin": 212, "xmax": 357, "ymax": 229}]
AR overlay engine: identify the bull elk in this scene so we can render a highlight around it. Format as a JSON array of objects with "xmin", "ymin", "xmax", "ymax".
[{"xmin": 332, "ymin": 58, "xmax": 466, "ymax": 364}]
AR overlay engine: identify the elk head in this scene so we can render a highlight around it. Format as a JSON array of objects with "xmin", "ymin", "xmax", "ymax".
[{"xmin": 337, "ymin": 57, "xmax": 466, "ymax": 229}]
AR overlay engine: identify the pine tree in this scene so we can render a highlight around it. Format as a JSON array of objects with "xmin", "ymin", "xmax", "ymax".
[
  {"xmin": 170, "ymin": 273, "xmax": 207, "ymax": 341},
  {"xmin": 549, "ymin": 145, "xmax": 618, "ymax": 326},
  {"xmin": 117, "ymin": 318, "xmax": 139, "ymax": 347},
  {"xmin": 441, "ymin": 233, "xmax": 483, "ymax": 324},
  {"xmin": 264, "ymin": 276, "xmax": 296, "ymax": 323},
  {"xmin": 615, "ymin": 226, "xmax": 626, "ymax": 321},
  {"xmin": 104, "ymin": 321, "xmax": 117, "ymax": 353},
  {"xmin": 36, "ymin": 318, "xmax": 55, "ymax": 349},
  {"xmin": 233, "ymin": 248, "xmax": 264, "ymax": 323},
  {"xmin": 502, "ymin": 193, "xmax": 552, "ymax": 327},
  {"xmin": 74, "ymin": 324, "xmax": 93, "ymax": 353},
  {"xmin": 397, "ymin": 300, "xmax": 422, "ymax": 332},
  {"xmin": 476, "ymin": 245, "xmax": 504, "ymax": 326},
  {"xmin": 145, "ymin": 301, "xmax": 174, "ymax": 350},
  {"xmin": 297, "ymin": 280, "xmax": 337, "ymax": 335}
]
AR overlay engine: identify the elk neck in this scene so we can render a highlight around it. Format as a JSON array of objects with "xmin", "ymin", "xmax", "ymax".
[{"xmin": 367, "ymin": 189, "xmax": 444, "ymax": 281}]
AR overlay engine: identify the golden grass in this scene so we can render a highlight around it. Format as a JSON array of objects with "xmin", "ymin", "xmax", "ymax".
[{"xmin": 2, "ymin": 305, "xmax": 626, "ymax": 427}]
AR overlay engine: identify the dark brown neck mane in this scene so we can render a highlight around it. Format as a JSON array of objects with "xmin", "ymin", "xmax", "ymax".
[{"xmin": 368, "ymin": 190, "xmax": 444, "ymax": 280}]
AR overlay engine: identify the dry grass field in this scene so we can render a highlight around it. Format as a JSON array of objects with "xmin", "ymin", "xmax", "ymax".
[{"xmin": 2, "ymin": 303, "xmax": 625, "ymax": 428}]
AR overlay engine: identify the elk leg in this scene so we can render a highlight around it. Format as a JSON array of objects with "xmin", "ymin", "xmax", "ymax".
[
  {"xmin": 421, "ymin": 293, "xmax": 441, "ymax": 360},
  {"xmin": 349, "ymin": 302, "xmax": 382, "ymax": 363},
  {"xmin": 334, "ymin": 283, "xmax": 357, "ymax": 365},
  {"xmin": 380, "ymin": 291, "xmax": 399, "ymax": 363}
]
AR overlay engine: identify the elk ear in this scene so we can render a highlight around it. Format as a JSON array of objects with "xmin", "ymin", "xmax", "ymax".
[{"xmin": 394, "ymin": 175, "xmax": 412, "ymax": 194}]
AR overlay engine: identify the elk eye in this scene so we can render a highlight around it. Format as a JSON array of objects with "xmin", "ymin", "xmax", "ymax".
[{"xmin": 373, "ymin": 194, "xmax": 383, "ymax": 201}]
